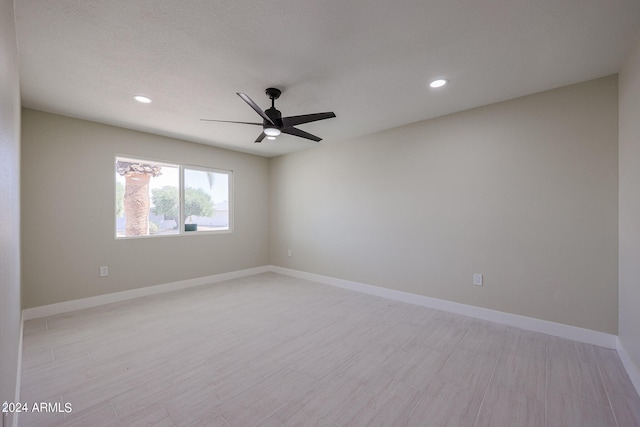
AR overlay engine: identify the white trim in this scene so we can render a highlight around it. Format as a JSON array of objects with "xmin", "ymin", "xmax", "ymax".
[
  {"xmin": 21, "ymin": 265, "xmax": 621, "ymax": 349},
  {"xmin": 269, "ymin": 266, "xmax": 618, "ymax": 349},
  {"xmin": 22, "ymin": 266, "xmax": 270, "ymax": 320},
  {"xmin": 17, "ymin": 266, "xmax": 637, "ymax": 397},
  {"xmin": 18, "ymin": 266, "xmax": 638, "ymax": 399},
  {"xmin": 617, "ymin": 337, "xmax": 640, "ymax": 397},
  {"xmin": 12, "ymin": 312, "xmax": 24, "ymax": 427}
]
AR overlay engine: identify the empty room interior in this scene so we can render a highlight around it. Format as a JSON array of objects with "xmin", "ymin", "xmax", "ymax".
[{"xmin": 2, "ymin": 0, "xmax": 640, "ymax": 426}]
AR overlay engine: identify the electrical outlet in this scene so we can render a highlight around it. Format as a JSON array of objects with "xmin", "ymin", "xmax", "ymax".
[
  {"xmin": 100, "ymin": 266, "xmax": 109, "ymax": 277},
  {"xmin": 473, "ymin": 273, "xmax": 483, "ymax": 286}
]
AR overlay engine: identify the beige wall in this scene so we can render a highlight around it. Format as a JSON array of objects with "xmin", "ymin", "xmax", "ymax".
[
  {"xmin": 619, "ymin": 37, "xmax": 640, "ymax": 374},
  {"xmin": 0, "ymin": 0, "xmax": 22, "ymax": 424},
  {"xmin": 21, "ymin": 109, "xmax": 270, "ymax": 308},
  {"xmin": 270, "ymin": 76, "xmax": 619, "ymax": 334}
]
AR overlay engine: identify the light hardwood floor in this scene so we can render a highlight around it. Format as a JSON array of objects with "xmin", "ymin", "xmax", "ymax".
[{"xmin": 18, "ymin": 272, "xmax": 640, "ymax": 426}]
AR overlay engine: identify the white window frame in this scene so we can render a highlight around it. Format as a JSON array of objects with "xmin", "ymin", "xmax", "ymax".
[{"xmin": 115, "ymin": 155, "xmax": 233, "ymax": 239}]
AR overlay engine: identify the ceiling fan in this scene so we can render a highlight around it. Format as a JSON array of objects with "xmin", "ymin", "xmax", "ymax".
[{"xmin": 201, "ymin": 88, "xmax": 336, "ymax": 143}]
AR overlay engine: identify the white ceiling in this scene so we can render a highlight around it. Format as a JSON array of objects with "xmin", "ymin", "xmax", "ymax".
[{"xmin": 14, "ymin": 0, "xmax": 640, "ymax": 158}]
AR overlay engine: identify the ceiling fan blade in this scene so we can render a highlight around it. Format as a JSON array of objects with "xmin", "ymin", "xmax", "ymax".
[
  {"xmin": 255, "ymin": 132, "xmax": 266, "ymax": 143},
  {"xmin": 200, "ymin": 119, "xmax": 263, "ymax": 126},
  {"xmin": 237, "ymin": 93, "xmax": 275, "ymax": 126},
  {"xmin": 282, "ymin": 112, "xmax": 336, "ymax": 128},
  {"xmin": 281, "ymin": 127, "xmax": 322, "ymax": 142}
]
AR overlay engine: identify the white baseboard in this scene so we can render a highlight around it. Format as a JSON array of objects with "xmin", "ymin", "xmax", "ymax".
[
  {"xmin": 269, "ymin": 265, "xmax": 618, "ymax": 349},
  {"xmin": 13, "ymin": 311, "xmax": 24, "ymax": 427},
  {"xmin": 18, "ymin": 265, "xmax": 636, "ymax": 399},
  {"xmin": 22, "ymin": 266, "xmax": 270, "ymax": 320},
  {"xmin": 617, "ymin": 338, "xmax": 640, "ymax": 397},
  {"xmin": 21, "ymin": 264, "xmax": 620, "ymax": 349}
]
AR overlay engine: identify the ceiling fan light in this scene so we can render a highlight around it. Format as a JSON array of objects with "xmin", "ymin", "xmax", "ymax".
[{"xmin": 264, "ymin": 127, "xmax": 281, "ymax": 137}]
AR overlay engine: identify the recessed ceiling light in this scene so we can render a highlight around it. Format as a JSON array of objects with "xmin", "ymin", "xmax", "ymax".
[
  {"xmin": 133, "ymin": 95, "xmax": 152, "ymax": 103},
  {"xmin": 267, "ymin": 136, "xmax": 277, "ymax": 140},
  {"xmin": 429, "ymin": 79, "xmax": 448, "ymax": 88}
]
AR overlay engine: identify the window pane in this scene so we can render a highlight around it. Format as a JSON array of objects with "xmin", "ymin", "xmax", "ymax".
[
  {"xmin": 116, "ymin": 158, "xmax": 180, "ymax": 237},
  {"xmin": 184, "ymin": 168, "xmax": 230, "ymax": 232}
]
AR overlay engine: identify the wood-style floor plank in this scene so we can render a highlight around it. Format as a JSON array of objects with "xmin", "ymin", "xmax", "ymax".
[{"xmin": 18, "ymin": 272, "xmax": 640, "ymax": 426}]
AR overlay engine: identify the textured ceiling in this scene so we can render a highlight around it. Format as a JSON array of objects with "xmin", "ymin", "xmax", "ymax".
[{"xmin": 14, "ymin": 0, "xmax": 640, "ymax": 157}]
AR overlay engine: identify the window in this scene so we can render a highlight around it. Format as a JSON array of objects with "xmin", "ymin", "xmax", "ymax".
[
  {"xmin": 184, "ymin": 167, "xmax": 230, "ymax": 232},
  {"xmin": 115, "ymin": 156, "xmax": 232, "ymax": 238}
]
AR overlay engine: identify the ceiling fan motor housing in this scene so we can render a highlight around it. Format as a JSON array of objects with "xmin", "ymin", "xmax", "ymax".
[
  {"xmin": 265, "ymin": 107, "xmax": 282, "ymax": 128},
  {"xmin": 264, "ymin": 88, "xmax": 283, "ymax": 127}
]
